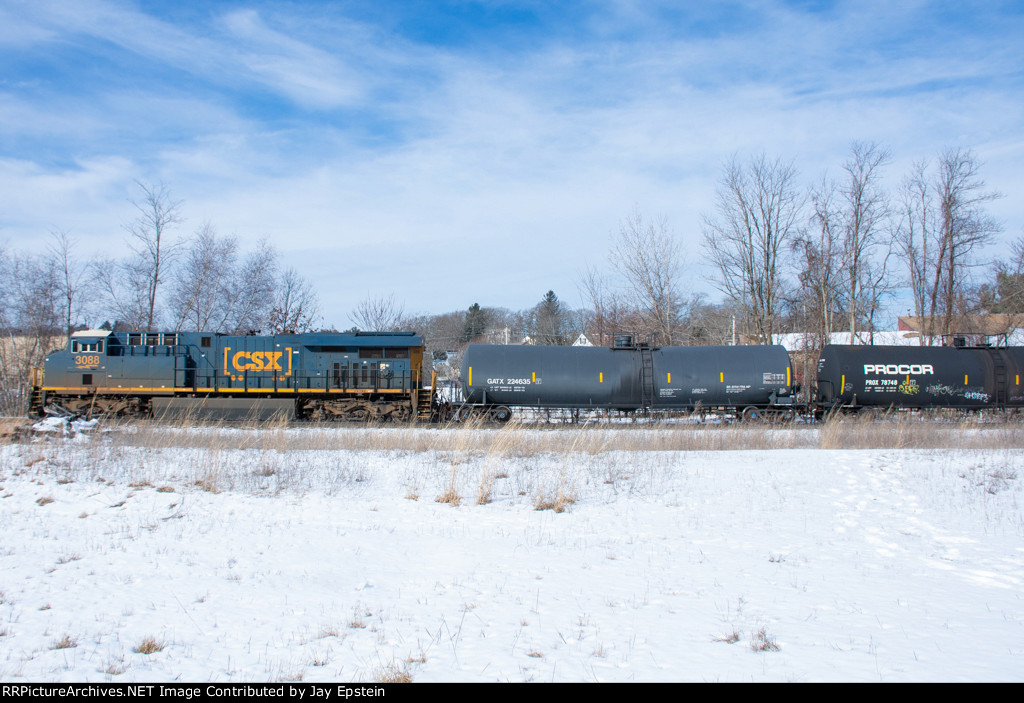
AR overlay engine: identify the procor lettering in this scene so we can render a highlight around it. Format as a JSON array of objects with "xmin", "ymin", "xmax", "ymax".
[
  {"xmin": 863, "ymin": 363, "xmax": 934, "ymax": 375},
  {"xmin": 231, "ymin": 351, "xmax": 284, "ymax": 372}
]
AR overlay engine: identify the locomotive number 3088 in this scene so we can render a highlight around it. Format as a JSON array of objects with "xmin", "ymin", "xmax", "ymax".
[{"xmin": 74, "ymin": 354, "xmax": 101, "ymax": 367}]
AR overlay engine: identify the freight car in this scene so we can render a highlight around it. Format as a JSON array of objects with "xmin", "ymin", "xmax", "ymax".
[
  {"xmin": 457, "ymin": 337, "xmax": 796, "ymax": 422},
  {"xmin": 815, "ymin": 342, "xmax": 1024, "ymax": 413},
  {"xmin": 29, "ymin": 329, "xmax": 435, "ymax": 422}
]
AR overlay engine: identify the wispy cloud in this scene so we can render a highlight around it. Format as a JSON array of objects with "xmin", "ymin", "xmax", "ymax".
[{"xmin": 1, "ymin": 0, "xmax": 1022, "ymax": 322}]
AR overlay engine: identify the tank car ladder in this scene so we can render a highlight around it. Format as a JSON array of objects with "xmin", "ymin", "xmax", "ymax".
[
  {"xmin": 991, "ymin": 349, "xmax": 1008, "ymax": 406},
  {"xmin": 640, "ymin": 347, "xmax": 655, "ymax": 411}
]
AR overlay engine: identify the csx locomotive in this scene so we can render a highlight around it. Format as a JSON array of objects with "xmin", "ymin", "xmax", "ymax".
[{"xmin": 30, "ymin": 329, "xmax": 434, "ymax": 422}]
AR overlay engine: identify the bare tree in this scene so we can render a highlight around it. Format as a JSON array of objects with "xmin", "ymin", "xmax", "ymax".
[
  {"xmin": 703, "ymin": 154, "xmax": 802, "ymax": 343},
  {"xmin": 898, "ymin": 148, "xmax": 1002, "ymax": 342},
  {"xmin": 168, "ymin": 226, "xmax": 279, "ymax": 334},
  {"xmin": 227, "ymin": 239, "xmax": 279, "ymax": 333},
  {"xmin": 979, "ymin": 233, "xmax": 1024, "ymax": 315},
  {"xmin": 898, "ymin": 160, "xmax": 934, "ymax": 341},
  {"xmin": 350, "ymin": 293, "xmax": 406, "ymax": 332},
  {"xmin": 48, "ymin": 230, "xmax": 92, "ymax": 338},
  {"xmin": 267, "ymin": 267, "xmax": 320, "ymax": 333},
  {"xmin": 123, "ymin": 181, "xmax": 184, "ymax": 331},
  {"xmin": 794, "ymin": 175, "xmax": 845, "ymax": 348},
  {"xmin": 170, "ymin": 223, "xmax": 237, "ymax": 332},
  {"xmin": 578, "ymin": 264, "xmax": 621, "ymax": 347},
  {"xmin": 935, "ymin": 148, "xmax": 1002, "ymax": 336},
  {"xmin": 840, "ymin": 142, "xmax": 892, "ymax": 341},
  {"xmin": 0, "ymin": 252, "xmax": 62, "ymax": 415},
  {"xmin": 609, "ymin": 207, "xmax": 686, "ymax": 345},
  {"xmin": 792, "ymin": 241, "xmax": 836, "ymax": 348}
]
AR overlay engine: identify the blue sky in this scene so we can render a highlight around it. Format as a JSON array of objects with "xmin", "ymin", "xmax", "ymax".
[{"xmin": 2, "ymin": 0, "xmax": 1022, "ymax": 329}]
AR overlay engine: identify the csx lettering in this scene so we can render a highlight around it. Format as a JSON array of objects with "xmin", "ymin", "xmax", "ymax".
[
  {"xmin": 863, "ymin": 364, "xmax": 934, "ymax": 375},
  {"xmin": 231, "ymin": 351, "xmax": 283, "ymax": 372}
]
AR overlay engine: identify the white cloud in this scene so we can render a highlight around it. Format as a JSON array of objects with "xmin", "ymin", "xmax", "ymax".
[{"xmin": 2, "ymin": 0, "xmax": 1022, "ymax": 325}]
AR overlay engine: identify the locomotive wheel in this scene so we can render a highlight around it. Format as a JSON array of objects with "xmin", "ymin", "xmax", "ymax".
[{"xmin": 488, "ymin": 406, "xmax": 513, "ymax": 424}]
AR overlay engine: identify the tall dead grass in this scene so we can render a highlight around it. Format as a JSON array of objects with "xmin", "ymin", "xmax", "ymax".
[
  {"xmin": 13, "ymin": 412, "xmax": 1024, "ymax": 455},
  {"xmin": 6, "ymin": 413, "xmax": 1021, "ymax": 497}
]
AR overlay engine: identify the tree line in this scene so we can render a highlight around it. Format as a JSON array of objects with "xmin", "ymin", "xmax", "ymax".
[
  {"xmin": 373, "ymin": 144, "xmax": 1016, "ymax": 368},
  {"xmin": 703, "ymin": 144, "xmax": 1010, "ymax": 347}
]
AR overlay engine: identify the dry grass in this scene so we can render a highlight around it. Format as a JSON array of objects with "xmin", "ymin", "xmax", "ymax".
[
  {"xmin": 476, "ymin": 469, "xmax": 495, "ymax": 505},
  {"xmin": 714, "ymin": 631, "xmax": 741, "ymax": 644},
  {"xmin": 194, "ymin": 475, "xmax": 220, "ymax": 493},
  {"xmin": 534, "ymin": 484, "xmax": 576, "ymax": 513},
  {"xmin": 373, "ymin": 663, "xmax": 412, "ymax": 683},
  {"xmin": 100, "ymin": 660, "xmax": 127, "ymax": 675},
  {"xmin": 11, "ymin": 414, "xmax": 1023, "ymax": 507},
  {"xmin": 750, "ymin": 627, "xmax": 780, "ymax": 652},
  {"xmin": 58, "ymin": 410, "xmax": 1024, "ymax": 459},
  {"xmin": 133, "ymin": 636, "xmax": 165, "ymax": 654},
  {"xmin": 435, "ymin": 465, "xmax": 462, "ymax": 506},
  {"xmin": 50, "ymin": 634, "xmax": 78, "ymax": 650}
]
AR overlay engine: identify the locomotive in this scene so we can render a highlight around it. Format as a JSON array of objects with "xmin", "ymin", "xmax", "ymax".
[
  {"xmin": 458, "ymin": 337, "xmax": 797, "ymax": 421},
  {"xmin": 29, "ymin": 329, "xmax": 434, "ymax": 422},
  {"xmin": 815, "ymin": 343, "xmax": 1024, "ymax": 412}
]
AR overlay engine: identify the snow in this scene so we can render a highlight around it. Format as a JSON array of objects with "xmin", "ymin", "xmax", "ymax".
[{"xmin": 1, "ymin": 421, "xmax": 1022, "ymax": 682}]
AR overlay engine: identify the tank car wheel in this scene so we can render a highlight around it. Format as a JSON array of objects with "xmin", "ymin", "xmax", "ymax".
[
  {"xmin": 741, "ymin": 406, "xmax": 766, "ymax": 423},
  {"xmin": 488, "ymin": 406, "xmax": 513, "ymax": 424}
]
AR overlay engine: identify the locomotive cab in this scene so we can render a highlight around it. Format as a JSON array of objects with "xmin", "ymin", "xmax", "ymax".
[{"xmin": 59, "ymin": 330, "xmax": 116, "ymax": 388}]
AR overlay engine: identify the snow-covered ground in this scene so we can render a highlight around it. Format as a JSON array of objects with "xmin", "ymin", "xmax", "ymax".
[{"xmin": 1, "ymin": 420, "xmax": 1022, "ymax": 682}]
